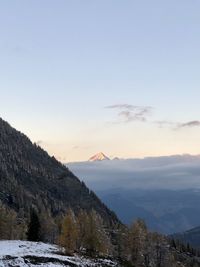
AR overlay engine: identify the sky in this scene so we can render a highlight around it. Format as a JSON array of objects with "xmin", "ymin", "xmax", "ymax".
[{"xmin": 1, "ymin": 1, "xmax": 200, "ymax": 162}]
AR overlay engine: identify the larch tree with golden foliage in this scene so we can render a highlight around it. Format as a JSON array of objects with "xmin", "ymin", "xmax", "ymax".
[{"xmin": 59, "ymin": 208, "xmax": 78, "ymax": 255}]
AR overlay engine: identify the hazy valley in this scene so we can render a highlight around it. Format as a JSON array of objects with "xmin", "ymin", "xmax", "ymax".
[{"xmin": 68, "ymin": 155, "xmax": 200, "ymax": 234}]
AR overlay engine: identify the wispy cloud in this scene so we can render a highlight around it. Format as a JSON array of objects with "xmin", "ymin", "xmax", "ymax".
[
  {"xmin": 106, "ymin": 104, "xmax": 138, "ymax": 110},
  {"xmin": 106, "ymin": 103, "xmax": 200, "ymax": 131},
  {"xmin": 105, "ymin": 104, "xmax": 153, "ymax": 123},
  {"xmin": 177, "ymin": 121, "xmax": 200, "ymax": 129},
  {"xmin": 155, "ymin": 120, "xmax": 200, "ymax": 130}
]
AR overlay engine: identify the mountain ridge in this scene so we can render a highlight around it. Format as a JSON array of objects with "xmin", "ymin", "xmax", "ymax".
[
  {"xmin": 89, "ymin": 152, "xmax": 110, "ymax": 162},
  {"xmin": 0, "ymin": 117, "xmax": 119, "ymax": 227}
]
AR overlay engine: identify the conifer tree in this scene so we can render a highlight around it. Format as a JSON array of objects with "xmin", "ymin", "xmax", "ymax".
[
  {"xmin": 39, "ymin": 209, "xmax": 57, "ymax": 243},
  {"xmin": 128, "ymin": 218, "xmax": 148, "ymax": 264},
  {"xmin": 76, "ymin": 209, "xmax": 88, "ymax": 251},
  {"xmin": 0, "ymin": 205, "xmax": 7, "ymax": 239},
  {"xmin": 0, "ymin": 204, "xmax": 22, "ymax": 240},
  {"xmin": 27, "ymin": 209, "xmax": 41, "ymax": 242},
  {"xmin": 83, "ymin": 209, "xmax": 112, "ymax": 257},
  {"xmin": 59, "ymin": 208, "xmax": 78, "ymax": 255}
]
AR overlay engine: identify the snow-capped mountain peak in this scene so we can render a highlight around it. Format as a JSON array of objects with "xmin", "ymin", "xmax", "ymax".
[{"xmin": 89, "ymin": 152, "xmax": 110, "ymax": 162}]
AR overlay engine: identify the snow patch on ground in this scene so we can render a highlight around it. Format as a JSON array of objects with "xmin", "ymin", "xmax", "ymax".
[{"xmin": 0, "ymin": 240, "xmax": 118, "ymax": 267}]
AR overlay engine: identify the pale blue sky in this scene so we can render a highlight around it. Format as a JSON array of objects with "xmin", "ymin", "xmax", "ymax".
[{"xmin": 1, "ymin": 1, "xmax": 200, "ymax": 161}]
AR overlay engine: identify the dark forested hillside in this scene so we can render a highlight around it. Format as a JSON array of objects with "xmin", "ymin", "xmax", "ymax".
[
  {"xmin": 172, "ymin": 226, "xmax": 200, "ymax": 249},
  {"xmin": 0, "ymin": 118, "xmax": 118, "ymax": 227}
]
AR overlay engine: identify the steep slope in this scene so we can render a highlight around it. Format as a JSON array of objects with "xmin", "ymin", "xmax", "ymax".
[{"xmin": 0, "ymin": 118, "xmax": 118, "ymax": 226}]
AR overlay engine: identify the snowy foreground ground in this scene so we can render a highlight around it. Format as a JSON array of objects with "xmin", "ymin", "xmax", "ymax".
[{"xmin": 0, "ymin": 241, "xmax": 118, "ymax": 267}]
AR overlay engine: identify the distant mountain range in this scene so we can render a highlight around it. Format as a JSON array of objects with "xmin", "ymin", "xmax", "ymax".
[
  {"xmin": 88, "ymin": 152, "xmax": 121, "ymax": 162},
  {"xmin": 68, "ymin": 155, "xmax": 200, "ymax": 234}
]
